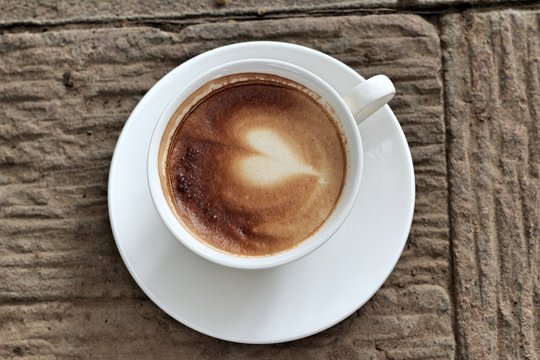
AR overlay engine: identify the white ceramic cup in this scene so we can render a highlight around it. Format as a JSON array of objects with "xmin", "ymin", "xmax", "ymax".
[{"xmin": 148, "ymin": 58, "xmax": 395, "ymax": 269}]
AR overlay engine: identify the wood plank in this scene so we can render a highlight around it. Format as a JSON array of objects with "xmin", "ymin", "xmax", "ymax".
[
  {"xmin": 443, "ymin": 9, "xmax": 540, "ymax": 359},
  {"xmin": 0, "ymin": 14, "xmax": 451, "ymax": 356},
  {"xmin": 0, "ymin": 292, "xmax": 452, "ymax": 359},
  {"xmin": 0, "ymin": 0, "xmax": 530, "ymax": 26}
]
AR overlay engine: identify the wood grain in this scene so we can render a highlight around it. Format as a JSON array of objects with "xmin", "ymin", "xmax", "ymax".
[
  {"xmin": 0, "ymin": 13, "xmax": 451, "ymax": 359},
  {"xmin": 1, "ymin": 0, "xmax": 536, "ymax": 27},
  {"xmin": 443, "ymin": 9, "xmax": 540, "ymax": 359}
]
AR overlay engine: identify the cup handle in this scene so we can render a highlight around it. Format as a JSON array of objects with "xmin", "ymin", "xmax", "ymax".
[{"xmin": 343, "ymin": 75, "xmax": 396, "ymax": 125}]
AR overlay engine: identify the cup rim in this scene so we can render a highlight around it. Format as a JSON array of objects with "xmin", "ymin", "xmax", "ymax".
[{"xmin": 147, "ymin": 58, "xmax": 363, "ymax": 269}]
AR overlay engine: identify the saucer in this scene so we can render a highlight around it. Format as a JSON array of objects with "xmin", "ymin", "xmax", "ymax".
[{"xmin": 108, "ymin": 42, "xmax": 415, "ymax": 344}]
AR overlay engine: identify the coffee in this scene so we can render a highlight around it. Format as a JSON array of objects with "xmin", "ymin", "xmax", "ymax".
[{"xmin": 161, "ymin": 73, "xmax": 347, "ymax": 256}]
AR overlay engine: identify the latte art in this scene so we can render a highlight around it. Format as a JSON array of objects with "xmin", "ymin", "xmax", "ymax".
[
  {"xmin": 236, "ymin": 128, "xmax": 319, "ymax": 186},
  {"xmin": 164, "ymin": 74, "xmax": 347, "ymax": 256}
]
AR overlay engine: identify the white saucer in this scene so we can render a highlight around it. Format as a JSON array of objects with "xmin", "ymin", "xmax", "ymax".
[{"xmin": 108, "ymin": 42, "xmax": 415, "ymax": 344}]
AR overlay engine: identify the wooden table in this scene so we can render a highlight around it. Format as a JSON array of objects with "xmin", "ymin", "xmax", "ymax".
[{"xmin": 1, "ymin": 1, "xmax": 538, "ymax": 358}]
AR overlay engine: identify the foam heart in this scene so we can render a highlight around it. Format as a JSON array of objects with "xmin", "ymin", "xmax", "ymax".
[{"xmin": 239, "ymin": 128, "xmax": 318, "ymax": 186}]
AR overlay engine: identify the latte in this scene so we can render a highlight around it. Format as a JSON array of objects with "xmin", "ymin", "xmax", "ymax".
[{"xmin": 161, "ymin": 73, "xmax": 347, "ymax": 256}]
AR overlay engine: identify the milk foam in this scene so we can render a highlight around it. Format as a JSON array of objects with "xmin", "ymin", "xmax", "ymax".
[
  {"xmin": 165, "ymin": 74, "xmax": 347, "ymax": 256},
  {"xmin": 238, "ymin": 128, "xmax": 318, "ymax": 186}
]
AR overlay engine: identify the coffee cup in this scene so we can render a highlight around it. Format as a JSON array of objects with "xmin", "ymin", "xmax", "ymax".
[{"xmin": 148, "ymin": 58, "xmax": 394, "ymax": 269}]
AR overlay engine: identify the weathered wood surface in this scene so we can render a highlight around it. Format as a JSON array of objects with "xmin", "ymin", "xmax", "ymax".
[
  {"xmin": 0, "ymin": 0, "xmax": 534, "ymax": 26},
  {"xmin": 0, "ymin": 13, "xmax": 452, "ymax": 359},
  {"xmin": 443, "ymin": 9, "xmax": 540, "ymax": 359},
  {"xmin": 0, "ymin": 1, "xmax": 538, "ymax": 359}
]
